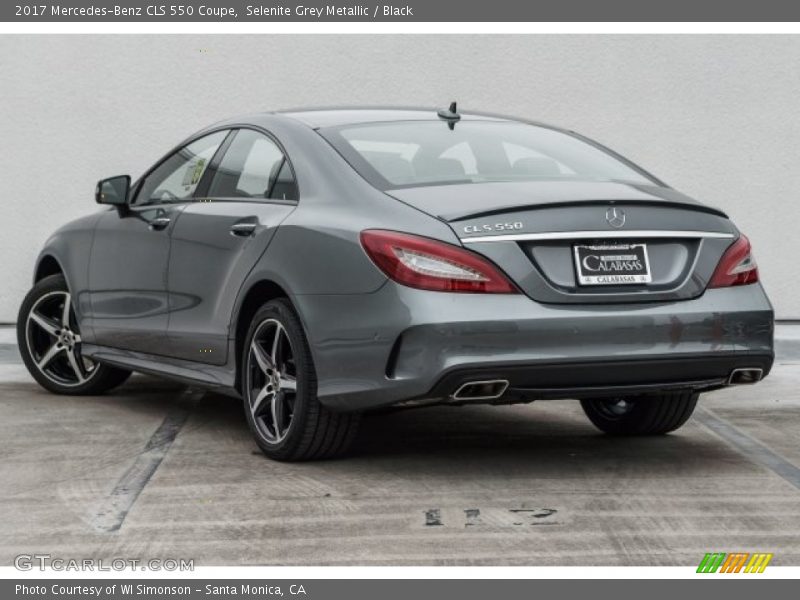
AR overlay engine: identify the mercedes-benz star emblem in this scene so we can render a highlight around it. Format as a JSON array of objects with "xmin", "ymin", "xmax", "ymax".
[{"xmin": 605, "ymin": 206, "xmax": 626, "ymax": 228}]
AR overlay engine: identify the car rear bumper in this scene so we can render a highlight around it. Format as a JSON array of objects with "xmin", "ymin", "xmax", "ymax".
[
  {"xmin": 294, "ymin": 282, "xmax": 774, "ymax": 412},
  {"xmin": 425, "ymin": 354, "xmax": 773, "ymax": 405}
]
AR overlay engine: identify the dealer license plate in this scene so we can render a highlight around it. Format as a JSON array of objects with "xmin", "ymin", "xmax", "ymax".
[{"xmin": 574, "ymin": 243, "xmax": 652, "ymax": 285}]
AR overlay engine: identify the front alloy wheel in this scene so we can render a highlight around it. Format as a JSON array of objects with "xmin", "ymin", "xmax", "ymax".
[
  {"xmin": 17, "ymin": 274, "xmax": 131, "ymax": 395},
  {"xmin": 241, "ymin": 299, "xmax": 360, "ymax": 461},
  {"xmin": 25, "ymin": 290, "xmax": 98, "ymax": 386}
]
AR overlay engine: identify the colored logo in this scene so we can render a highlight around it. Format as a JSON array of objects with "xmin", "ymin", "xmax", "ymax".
[{"xmin": 697, "ymin": 552, "xmax": 773, "ymax": 573}]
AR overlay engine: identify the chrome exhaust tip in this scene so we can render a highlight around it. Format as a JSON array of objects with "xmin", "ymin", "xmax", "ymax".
[
  {"xmin": 728, "ymin": 368, "xmax": 764, "ymax": 385},
  {"xmin": 451, "ymin": 379, "xmax": 510, "ymax": 401}
]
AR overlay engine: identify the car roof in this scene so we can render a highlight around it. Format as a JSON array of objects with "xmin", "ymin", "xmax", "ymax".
[{"xmin": 272, "ymin": 106, "xmax": 516, "ymax": 129}]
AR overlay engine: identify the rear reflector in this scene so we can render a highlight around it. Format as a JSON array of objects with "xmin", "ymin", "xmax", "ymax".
[
  {"xmin": 360, "ymin": 230, "xmax": 518, "ymax": 293},
  {"xmin": 709, "ymin": 234, "xmax": 759, "ymax": 288}
]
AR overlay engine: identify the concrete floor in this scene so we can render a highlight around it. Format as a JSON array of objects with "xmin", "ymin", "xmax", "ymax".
[{"xmin": 1, "ymin": 347, "xmax": 799, "ymax": 566}]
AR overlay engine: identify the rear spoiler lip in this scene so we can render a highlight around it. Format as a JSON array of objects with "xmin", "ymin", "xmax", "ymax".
[
  {"xmin": 460, "ymin": 229, "xmax": 736, "ymax": 244},
  {"xmin": 434, "ymin": 198, "xmax": 729, "ymax": 223}
]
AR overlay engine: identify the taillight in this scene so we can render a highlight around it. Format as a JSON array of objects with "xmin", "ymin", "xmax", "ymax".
[
  {"xmin": 360, "ymin": 230, "xmax": 518, "ymax": 293},
  {"xmin": 709, "ymin": 234, "xmax": 759, "ymax": 288}
]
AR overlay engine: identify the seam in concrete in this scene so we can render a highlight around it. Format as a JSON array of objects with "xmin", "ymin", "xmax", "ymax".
[
  {"xmin": 89, "ymin": 390, "xmax": 200, "ymax": 533},
  {"xmin": 696, "ymin": 407, "xmax": 800, "ymax": 491}
]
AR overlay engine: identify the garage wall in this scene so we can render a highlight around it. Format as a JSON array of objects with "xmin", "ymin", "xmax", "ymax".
[{"xmin": 1, "ymin": 35, "xmax": 798, "ymax": 320}]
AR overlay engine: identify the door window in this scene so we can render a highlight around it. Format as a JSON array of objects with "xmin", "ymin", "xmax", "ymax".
[
  {"xmin": 136, "ymin": 130, "xmax": 228, "ymax": 205},
  {"xmin": 207, "ymin": 129, "xmax": 298, "ymax": 201}
]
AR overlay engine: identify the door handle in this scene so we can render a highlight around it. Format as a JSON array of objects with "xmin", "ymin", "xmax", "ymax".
[
  {"xmin": 149, "ymin": 216, "xmax": 171, "ymax": 231},
  {"xmin": 230, "ymin": 222, "xmax": 257, "ymax": 237}
]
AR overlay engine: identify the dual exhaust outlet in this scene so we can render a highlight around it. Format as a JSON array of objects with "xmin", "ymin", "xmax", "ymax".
[
  {"xmin": 450, "ymin": 367, "xmax": 763, "ymax": 401},
  {"xmin": 452, "ymin": 379, "xmax": 510, "ymax": 401},
  {"xmin": 727, "ymin": 368, "xmax": 763, "ymax": 385}
]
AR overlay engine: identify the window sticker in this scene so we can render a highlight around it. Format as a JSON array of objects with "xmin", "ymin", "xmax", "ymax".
[{"xmin": 182, "ymin": 158, "xmax": 207, "ymax": 188}]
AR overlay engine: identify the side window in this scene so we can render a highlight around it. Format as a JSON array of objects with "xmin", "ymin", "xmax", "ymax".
[
  {"xmin": 270, "ymin": 160, "xmax": 298, "ymax": 200},
  {"xmin": 207, "ymin": 129, "xmax": 298, "ymax": 201},
  {"xmin": 136, "ymin": 130, "xmax": 227, "ymax": 205}
]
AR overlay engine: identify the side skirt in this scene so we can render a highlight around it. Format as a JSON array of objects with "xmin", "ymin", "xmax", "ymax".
[{"xmin": 81, "ymin": 343, "xmax": 241, "ymax": 398}]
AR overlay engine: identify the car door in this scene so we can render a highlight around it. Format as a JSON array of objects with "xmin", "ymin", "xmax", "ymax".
[
  {"xmin": 165, "ymin": 128, "xmax": 299, "ymax": 365},
  {"xmin": 87, "ymin": 130, "xmax": 229, "ymax": 354}
]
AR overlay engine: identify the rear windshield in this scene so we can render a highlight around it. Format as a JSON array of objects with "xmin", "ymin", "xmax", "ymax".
[{"xmin": 320, "ymin": 121, "xmax": 656, "ymax": 190}]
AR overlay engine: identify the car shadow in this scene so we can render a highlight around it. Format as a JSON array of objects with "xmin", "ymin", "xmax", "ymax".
[
  {"xmin": 4, "ymin": 373, "xmax": 758, "ymax": 491},
  {"xmin": 184, "ymin": 383, "xmax": 744, "ymax": 479}
]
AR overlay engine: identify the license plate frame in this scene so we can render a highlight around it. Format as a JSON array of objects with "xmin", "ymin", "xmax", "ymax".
[{"xmin": 573, "ymin": 243, "xmax": 652, "ymax": 286}]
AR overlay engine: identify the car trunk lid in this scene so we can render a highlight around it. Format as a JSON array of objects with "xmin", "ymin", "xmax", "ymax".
[{"xmin": 386, "ymin": 181, "xmax": 736, "ymax": 304}]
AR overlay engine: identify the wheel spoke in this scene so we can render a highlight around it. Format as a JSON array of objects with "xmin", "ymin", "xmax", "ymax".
[
  {"xmin": 270, "ymin": 323, "xmax": 283, "ymax": 363},
  {"xmin": 251, "ymin": 340, "xmax": 272, "ymax": 373},
  {"xmin": 251, "ymin": 386, "xmax": 271, "ymax": 418},
  {"xmin": 271, "ymin": 394, "xmax": 286, "ymax": 440},
  {"xmin": 37, "ymin": 343, "xmax": 63, "ymax": 370},
  {"xmin": 29, "ymin": 311, "xmax": 60, "ymax": 336},
  {"xmin": 61, "ymin": 293, "xmax": 72, "ymax": 328},
  {"xmin": 65, "ymin": 348, "xmax": 87, "ymax": 383},
  {"xmin": 279, "ymin": 374, "xmax": 297, "ymax": 392}
]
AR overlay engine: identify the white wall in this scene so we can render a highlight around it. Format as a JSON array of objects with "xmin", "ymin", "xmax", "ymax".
[{"xmin": 1, "ymin": 35, "xmax": 798, "ymax": 320}]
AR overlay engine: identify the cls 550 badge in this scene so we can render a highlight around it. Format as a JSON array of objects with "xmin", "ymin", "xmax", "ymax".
[{"xmin": 464, "ymin": 222, "xmax": 523, "ymax": 234}]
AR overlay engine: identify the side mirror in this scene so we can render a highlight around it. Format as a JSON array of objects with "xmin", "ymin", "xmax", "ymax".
[{"xmin": 95, "ymin": 175, "xmax": 131, "ymax": 207}]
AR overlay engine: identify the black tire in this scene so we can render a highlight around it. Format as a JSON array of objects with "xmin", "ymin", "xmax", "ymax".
[
  {"xmin": 580, "ymin": 391, "xmax": 699, "ymax": 435},
  {"xmin": 17, "ymin": 274, "xmax": 131, "ymax": 395},
  {"xmin": 241, "ymin": 298, "xmax": 360, "ymax": 461}
]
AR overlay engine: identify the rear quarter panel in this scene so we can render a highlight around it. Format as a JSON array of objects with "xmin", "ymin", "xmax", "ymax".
[{"xmin": 229, "ymin": 115, "xmax": 458, "ymax": 318}]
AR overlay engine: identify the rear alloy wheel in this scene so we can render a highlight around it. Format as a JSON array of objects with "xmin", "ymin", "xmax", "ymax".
[
  {"xmin": 17, "ymin": 274, "xmax": 131, "ymax": 395},
  {"xmin": 580, "ymin": 391, "xmax": 699, "ymax": 435},
  {"xmin": 242, "ymin": 299, "xmax": 360, "ymax": 461},
  {"xmin": 246, "ymin": 318, "xmax": 298, "ymax": 445}
]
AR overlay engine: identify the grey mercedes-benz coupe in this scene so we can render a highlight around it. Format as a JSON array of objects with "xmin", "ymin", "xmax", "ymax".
[{"xmin": 18, "ymin": 106, "xmax": 774, "ymax": 460}]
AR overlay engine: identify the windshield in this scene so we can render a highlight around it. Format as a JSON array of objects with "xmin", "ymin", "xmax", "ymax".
[{"xmin": 321, "ymin": 120, "xmax": 657, "ymax": 190}]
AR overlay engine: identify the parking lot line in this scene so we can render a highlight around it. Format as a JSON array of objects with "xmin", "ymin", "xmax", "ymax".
[{"xmin": 696, "ymin": 407, "xmax": 800, "ymax": 490}]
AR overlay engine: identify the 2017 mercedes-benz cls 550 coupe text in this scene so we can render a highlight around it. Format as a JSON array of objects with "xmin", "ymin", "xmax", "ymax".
[{"xmin": 18, "ymin": 106, "xmax": 774, "ymax": 461}]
